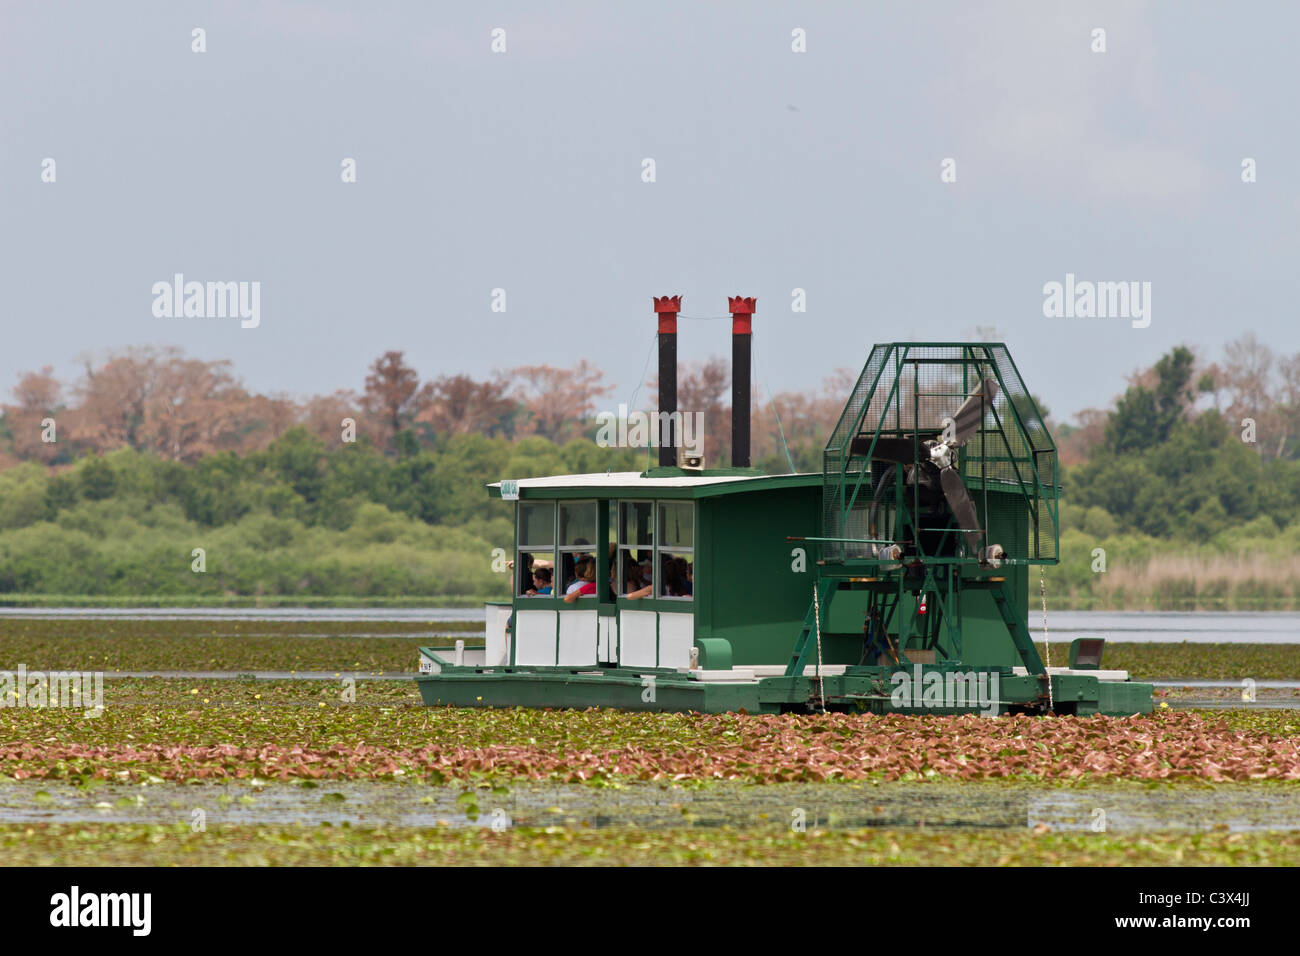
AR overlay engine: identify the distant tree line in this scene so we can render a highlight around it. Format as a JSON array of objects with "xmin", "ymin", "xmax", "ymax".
[
  {"xmin": 0, "ymin": 347, "xmax": 623, "ymax": 468},
  {"xmin": 1, "ymin": 334, "xmax": 1297, "ymax": 553},
  {"xmin": 1062, "ymin": 335, "xmax": 1300, "ymax": 540},
  {"xmin": 0, "ymin": 346, "xmax": 859, "ymax": 478}
]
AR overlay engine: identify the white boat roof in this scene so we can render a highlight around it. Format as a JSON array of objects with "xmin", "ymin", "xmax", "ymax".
[
  {"xmin": 487, "ymin": 470, "xmax": 1030, "ymax": 499},
  {"xmin": 489, "ymin": 471, "xmax": 787, "ymax": 490}
]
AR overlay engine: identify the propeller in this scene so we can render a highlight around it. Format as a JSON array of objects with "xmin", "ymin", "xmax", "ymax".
[
  {"xmin": 857, "ymin": 377, "xmax": 1001, "ymax": 560},
  {"xmin": 928, "ymin": 377, "xmax": 999, "ymax": 553},
  {"xmin": 948, "ymin": 378, "xmax": 1000, "ymax": 447},
  {"xmin": 939, "ymin": 463, "xmax": 983, "ymax": 554}
]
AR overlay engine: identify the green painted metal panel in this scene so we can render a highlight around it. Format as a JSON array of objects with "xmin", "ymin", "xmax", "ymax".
[
  {"xmin": 697, "ymin": 485, "xmax": 822, "ymax": 665},
  {"xmin": 961, "ymin": 488, "xmax": 1032, "ymax": 667},
  {"xmin": 416, "ymin": 670, "xmax": 764, "ymax": 714}
]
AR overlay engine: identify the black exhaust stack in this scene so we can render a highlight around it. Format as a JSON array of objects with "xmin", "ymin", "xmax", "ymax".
[
  {"xmin": 653, "ymin": 296, "xmax": 681, "ymax": 467},
  {"xmin": 729, "ymin": 296, "xmax": 755, "ymax": 468}
]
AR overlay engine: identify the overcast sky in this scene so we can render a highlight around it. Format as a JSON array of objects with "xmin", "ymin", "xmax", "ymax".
[{"xmin": 2, "ymin": 1, "xmax": 1295, "ymax": 424}]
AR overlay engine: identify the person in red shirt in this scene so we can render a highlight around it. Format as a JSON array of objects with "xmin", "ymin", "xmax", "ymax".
[{"xmin": 563, "ymin": 557, "xmax": 598, "ymax": 603}]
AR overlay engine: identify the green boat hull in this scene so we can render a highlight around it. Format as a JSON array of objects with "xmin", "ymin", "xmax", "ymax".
[{"xmin": 414, "ymin": 657, "xmax": 1154, "ymax": 717}]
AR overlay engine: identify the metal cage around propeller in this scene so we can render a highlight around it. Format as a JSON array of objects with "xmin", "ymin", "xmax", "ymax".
[{"xmin": 821, "ymin": 343, "xmax": 1059, "ymax": 567}]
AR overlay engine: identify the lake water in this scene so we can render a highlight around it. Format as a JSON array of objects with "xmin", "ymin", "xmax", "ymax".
[
  {"xmin": 0, "ymin": 607, "xmax": 483, "ymax": 622},
  {"xmin": 1047, "ymin": 611, "xmax": 1300, "ymax": 644},
  {"xmin": 3, "ymin": 780, "xmax": 1296, "ymax": 833},
  {"xmin": 1, "ymin": 608, "xmax": 1295, "ymax": 642}
]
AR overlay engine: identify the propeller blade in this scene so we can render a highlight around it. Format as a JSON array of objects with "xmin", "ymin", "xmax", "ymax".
[
  {"xmin": 939, "ymin": 465, "xmax": 983, "ymax": 553},
  {"xmin": 850, "ymin": 434, "xmax": 936, "ymax": 462},
  {"xmin": 949, "ymin": 378, "xmax": 1000, "ymax": 446}
]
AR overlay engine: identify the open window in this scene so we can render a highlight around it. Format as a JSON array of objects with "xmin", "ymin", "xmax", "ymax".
[
  {"xmin": 656, "ymin": 501, "xmax": 694, "ymax": 600},
  {"xmin": 558, "ymin": 500, "xmax": 598, "ymax": 597},
  {"xmin": 618, "ymin": 500, "xmax": 654, "ymax": 598},
  {"xmin": 516, "ymin": 501, "xmax": 556, "ymax": 597}
]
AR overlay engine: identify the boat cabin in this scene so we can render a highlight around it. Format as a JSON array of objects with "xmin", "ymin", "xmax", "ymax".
[{"xmin": 486, "ymin": 469, "xmax": 823, "ymax": 671}]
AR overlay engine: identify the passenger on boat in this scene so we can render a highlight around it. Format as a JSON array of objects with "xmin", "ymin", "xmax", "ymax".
[
  {"xmin": 525, "ymin": 567, "xmax": 553, "ymax": 596},
  {"xmin": 563, "ymin": 558, "xmax": 598, "ymax": 602},
  {"xmin": 559, "ymin": 539, "xmax": 594, "ymax": 594},
  {"xmin": 516, "ymin": 552, "xmax": 532, "ymax": 595},
  {"xmin": 672, "ymin": 557, "xmax": 692, "ymax": 596},
  {"xmin": 662, "ymin": 556, "xmax": 689, "ymax": 596},
  {"xmin": 623, "ymin": 565, "xmax": 652, "ymax": 599}
]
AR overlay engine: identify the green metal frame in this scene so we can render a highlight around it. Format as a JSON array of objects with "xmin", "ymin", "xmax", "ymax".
[
  {"xmin": 823, "ymin": 343, "xmax": 1059, "ymax": 569},
  {"xmin": 800, "ymin": 342, "xmax": 1062, "ymax": 700}
]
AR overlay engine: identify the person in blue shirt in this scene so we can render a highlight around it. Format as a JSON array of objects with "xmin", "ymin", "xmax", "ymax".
[{"xmin": 526, "ymin": 567, "xmax": 553, "ymax": 596}]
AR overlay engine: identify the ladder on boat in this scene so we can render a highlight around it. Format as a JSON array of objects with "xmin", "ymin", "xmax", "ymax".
[{"xmin": 783, "ymin": 579, "xmax": 837, "ymax": 678}]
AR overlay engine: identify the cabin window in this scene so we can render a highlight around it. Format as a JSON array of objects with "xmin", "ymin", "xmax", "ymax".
[
  {"xmin": 656, "ymin": 501, "xmax": 694, "ymax": 601},
  {"xmin": 558, "ymin": 501, "xmax": 598, "ymax": 596},
  {"xmin": 516, "ymin": 501, "xmax": 556, "ymax": 597},
  {"xmin": 618, "ymin": 500, "xmax": 654, "ymax": 597}
]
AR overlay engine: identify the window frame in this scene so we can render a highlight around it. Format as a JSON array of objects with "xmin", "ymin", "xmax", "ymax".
[
  {"xmin": 516, "ymin": 500, "xmax": 557, "ymax": 600},
  {"xmin": 557, "ymin": 499, "xmax": 599, "ymax": 601},
  {"xmin": 617, "ymin": 499, "xmax": 655, "ymax": 601},
  {"xmin": 655, "ymin": 500, "xmax": 694, "ymax": 602}
]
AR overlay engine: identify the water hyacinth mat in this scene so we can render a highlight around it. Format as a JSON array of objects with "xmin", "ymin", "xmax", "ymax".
[
  {"xmin": 1, "ymin": 680, "xmax": 1296, "ymax": 865},
  {"xmin": 1, "ymin": 680, "xmax": 1297, "ymax": 784}
]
